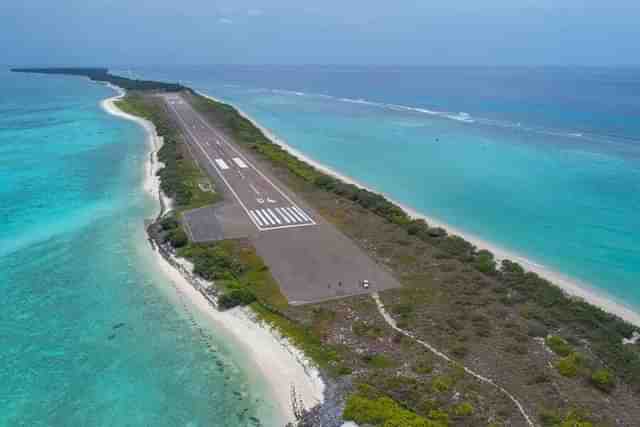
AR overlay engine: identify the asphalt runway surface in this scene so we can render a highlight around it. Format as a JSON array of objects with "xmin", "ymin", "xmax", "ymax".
[{"xmin": 163, "ymin": 93, "xmax": 400, "ymax": 304}]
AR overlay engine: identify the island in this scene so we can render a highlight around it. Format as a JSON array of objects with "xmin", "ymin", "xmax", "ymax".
[{"xmin": 13, "ymin": 67, "xmax": 640, "ymax": 427}]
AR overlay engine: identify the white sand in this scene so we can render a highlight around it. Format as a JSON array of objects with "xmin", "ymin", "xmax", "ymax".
[
  {"xmin": 101, "ymin": 86, "xmax": 173, "ymax": 214},
  {"xmin": 102, "ymin": 86, "xmax": 324, "ymax": 424},
  {"xmin": 198, "ymin": 91, "xmax": 640, "ymax": 329},
  {"xmin": 152, "ymin": 251, "xmax": 325, "ymax": 424}
]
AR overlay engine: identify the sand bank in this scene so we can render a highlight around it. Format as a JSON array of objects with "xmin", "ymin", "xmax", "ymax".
[
  {"xmin": 198, "ymin": 91, "xmax": 640, "ymax": 329},
  {"xmin": 102, "ymin": 86, "xmax": 325, "ymax": 425}
]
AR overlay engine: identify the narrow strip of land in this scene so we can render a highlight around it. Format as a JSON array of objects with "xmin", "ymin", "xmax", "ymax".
[{"xmin": 162, "ymin": 93, "xmax": 400, "ymax": 304}]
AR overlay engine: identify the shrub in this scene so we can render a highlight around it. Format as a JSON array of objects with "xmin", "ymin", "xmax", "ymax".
[
  {"xmin": 362, "ymin": 353, "xmax": 395, "ymax": 369},
  {"xmin": 542, "ymin": 409, "xmax": 593, "ymax": 427},
  {"xmin": 546, "ymin": 335, "xmax": 573, "ymax": 357},
  {"xmin": 337, "ymin": 365, "xmax": 353, "ymax": 376},
  {"xmin": 590, "ymin": 368, "xmax": 615, "ymax": 393},
  {"xmin": 431, "ymin": 376, "xmax": 453, "ymax": 393},
  {"xmin": 428, "ymin": 409, "xmax": 449, "ymax": 424},
  {"xmin": 160, "ymin": 215, "xmax": 179, "ymax": 230},
  {"xmin": 555, "ymin": 353, "xmax": 582, "ymax": 377},
  {"xmin": 453, "ymin": 402, "xmax": 474, "ymax": 417},
  {"xmin": 343, "ymin": 394, "xmax": 447, "ymax": 427},
  {"xmin": 218, "ymin": 289, "xmax": 256, "ymax": 309},
  {"xmin": 168, "ymin": 228, "xmax": 188, "ymax": 248},
  {"xmin": 413, "ymin": 359, "xmax": 433, "ymax": 375}
]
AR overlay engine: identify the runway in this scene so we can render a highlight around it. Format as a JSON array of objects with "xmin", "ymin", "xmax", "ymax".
[
  {"xmin": 161, "ymin": 92, "xmax": 400, "ymax": 304},
  {"xmin": 165, "ymin": 94, "xmax": 315, "ymax": 232}
]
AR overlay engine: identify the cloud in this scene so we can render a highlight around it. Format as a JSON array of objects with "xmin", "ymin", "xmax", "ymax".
[
  {"xmin": 247, "ymin": 9, "xmax": 263, "ymax": 16},
  {"xmin": 218, "ymin": 17, "xmax": 233, "ymax": 24}
]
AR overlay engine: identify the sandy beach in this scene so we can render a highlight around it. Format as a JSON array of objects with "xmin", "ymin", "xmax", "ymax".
[
  {"xmin": 198, "ymin": 91, "xmax": 640, "ymax": 329},
  {"xmin": 102, "ymin": 87, "xmax": 325, "ymax": 425}
]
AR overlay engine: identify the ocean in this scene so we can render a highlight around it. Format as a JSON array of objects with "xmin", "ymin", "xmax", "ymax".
[
  {"xmin": 125, "ymin": 65, "xmax": 640, "ymax": 314},
  {"xmin": 0, "ymin": 69, "xmax": 281, "ymax": 426}
]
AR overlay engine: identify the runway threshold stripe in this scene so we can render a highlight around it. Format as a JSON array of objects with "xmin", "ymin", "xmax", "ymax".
[
  {"xmin": 249, "ymin": 211, "xmax": 264, "ymax": 227},
  {"xmin": 292, "ymin": 206, "xmax": 312, "ymax": 221},
  {"xmin": 265, "ymin": 209, "xmax": 282, "ymax": 224},
  {"xmin": 256, "ymin": 210, "xmax": 273, "ymax": 225},
  {"xmin": 284, "ymin": 207, "xmax": 304, "ymax": 222},
  {"xmin": 214, "ymin": 158, "xmax": 230, "ymax": 170},
  {"xmin": 260, "ymin": 209, "xmax": 276, "ymax": 225},
  {"xmin": 275, "ymin": 208, "xmax": 291, "ymax": 224}
]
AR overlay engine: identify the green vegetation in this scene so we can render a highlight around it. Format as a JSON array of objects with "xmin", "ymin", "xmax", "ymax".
[
  {"xmin": 36, "ymin": 67, "xmax": 635, "ymax": 423},
  {"xmin": 343, "ymin": 394, "xmax": 448, "ymax": 427},
  {"xmin": 546, "ymin": 335, "xmax": 573, "ymax": 357},
  {"xmin": 540, "ymin": 409, "xmax": 594, "ymax": 427},
  {"xmin": 177, "ymin": 240, "xmax": 288, "ymax": 310},
  {"xmin": 555, "ymin": 353, "xmax": 582, "ymax": 377},
  {"xmin": 362, "ymin": 353, "xmax": 396, "ymax": 369},
  {"xmin": 251, "ymin": 304, "xmax": 345, "ymax": 373},
  {"xmin": 590, "ymin": 368, "xmax": 615, "ymax": 393},
  {"xmin": 452, "ymin": 402, "xmax": 474, "ymax": 417},
  {"xmin": 186, "ymin": 91, "xmax": 640, "ymax": 394},
  {"xmin": 12, "ymin": 67, "xmax": 185, "ymax": 91},
  {"xmin": 431, "ymin": 376, "xmax": 453, "ymax": 393},
  {"xmin": 218, "ymin": 288, "xmax": 257, "ymax": 309}
]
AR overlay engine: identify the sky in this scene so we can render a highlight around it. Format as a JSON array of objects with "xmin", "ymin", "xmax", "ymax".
[{"xmin": 2, "ymin": 1, "xmax": 640, "ymax": 66}]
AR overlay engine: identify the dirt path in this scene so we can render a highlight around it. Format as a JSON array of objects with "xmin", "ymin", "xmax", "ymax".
[{"xmin": 371, "ymin": 293, "xmax": 535, "ymax": 427}]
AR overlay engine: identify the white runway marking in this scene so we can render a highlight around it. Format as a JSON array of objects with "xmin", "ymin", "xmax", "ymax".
[
  {"xmin": 214, "ymin": 158, "xmax": 230, "ymax": 170},
  {"xmin": 284, "ymin": 207, "xmax": 304, "ymax": 222},
  {"xmin": 275, "ymin": 208, "xmax": 292, "ymax": 224},
  {"xmin": 292, "ymin": 206, "xmax": 312, "ymax": 222},
  {"xmin": 262, "ymin": 209, "xmax": 278, "ymax": 225},
  {"xmin": 232, "ymin": 157, "xmax": 248, "ymax": 168},
  {"xmin": 167, "ymin": 98, "xmax": 319, "ymax": 232},
  {"xmin": 266, "ymin": 208, "xmax": 282, "ymax": 224},
  {"xmin": 249, "ymin": 210, "xmax": 264, "ymax": 226},
  {"xmin": 255, "ymin": 209, "xmax": 273, "ymax": 225}
]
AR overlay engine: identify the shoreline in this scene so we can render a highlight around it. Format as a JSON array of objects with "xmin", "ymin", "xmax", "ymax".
[
  {"xmin": 101, "ymin": 87, "xmax": 325, "ymax": 425},
  {"xmin": 198, "ymin": 91, "xmax": 640, "ymax": 329}
]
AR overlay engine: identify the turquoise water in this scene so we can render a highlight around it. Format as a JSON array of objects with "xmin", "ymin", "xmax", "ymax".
[
  {"xmin": 0, "ymin": 70, "xmax": 281, "ymax": 426},
  {"xmin": 130, "ymin": 66, "xmax": 640, "ymax": 312}
]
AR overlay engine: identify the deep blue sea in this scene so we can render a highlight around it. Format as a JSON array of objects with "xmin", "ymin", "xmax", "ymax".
[
  {"xmin": 126, "ymin": 65, "xmax": 640, "ymax": 312},
  {"xmin": 0, "ymin": 69, "xmax": 281, "ymax": 426}
]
